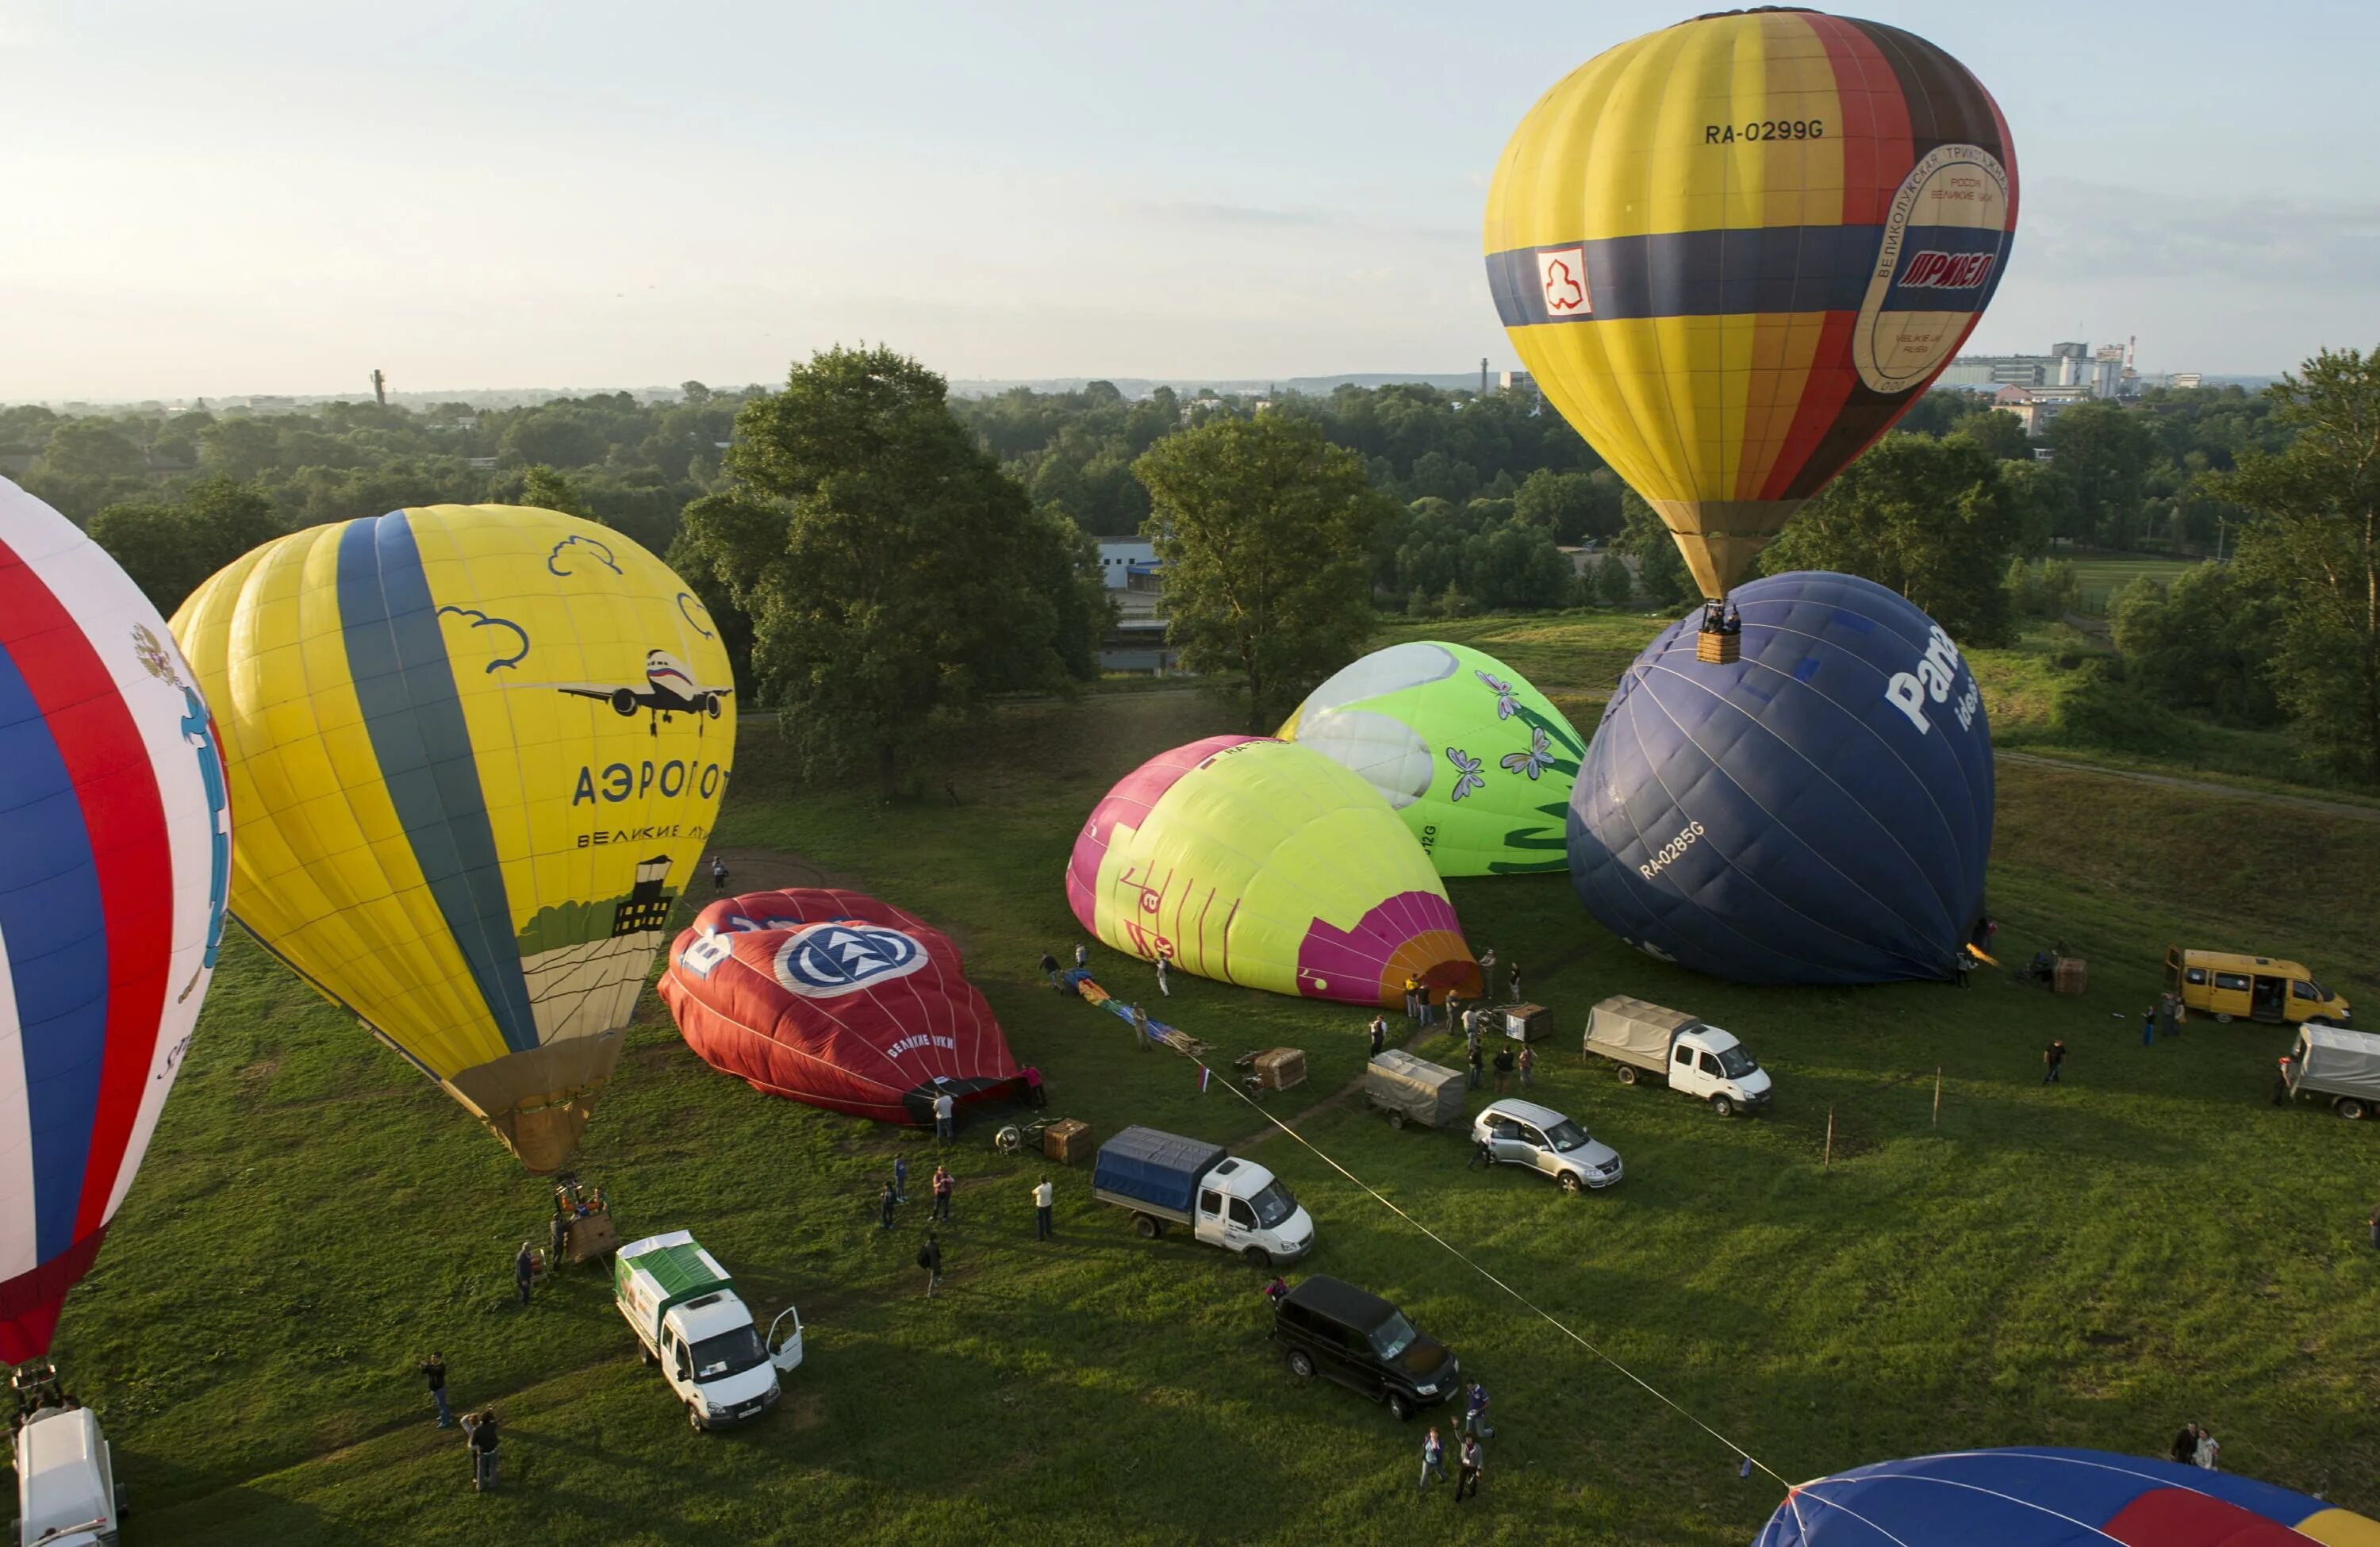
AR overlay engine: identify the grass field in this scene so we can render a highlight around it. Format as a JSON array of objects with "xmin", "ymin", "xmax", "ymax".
[
  {"xmin": 2058, "ymin": 552, "xmax": 2198, "ymax": 617},
  {"xmin": 44, "ymin": 626, "xmax": 2380, "ymax": 1545}
]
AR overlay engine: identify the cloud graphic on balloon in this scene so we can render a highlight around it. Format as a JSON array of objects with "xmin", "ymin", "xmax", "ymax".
[
  {"xmin": 676, "ymin": 591, "xmax": 716, "ymax": 639},
  {"xmin": 546, "ymin": 534, "xmax": 621, "ymax": 578},
  {"xmin": 435, "ymin": 605, "xmax": 532, "ymax": 673}
]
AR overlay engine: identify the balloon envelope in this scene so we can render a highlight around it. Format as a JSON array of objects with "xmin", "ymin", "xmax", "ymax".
[
  {"xmin": 1569, "ymin": 572, "xmax": 1991, "ymax": 985},
  {"xmin": 1486, "ymin": 10, "xmax": 2018, "ymax": 597},
  {"xmin": 2, "ymin": 478, "xmax": 230, "ymax": 1361},
  {"xmin": 1279, "ymin": 641, "xmax": 1584, "ymax": 877},
  {"xmin": 172, "ymin": 505, "xmax": 734, "ymax": 1172},
  {"xmin": 660, "ymin": 889, "xmax": 1024, "ymax": 1126},
  {"xmin": 1067, "ymin": 735, "xmax": 1480, "ymax": 1008},
  {"xmin": 1754, "ymin": 1449, "xmax": 2380, "ymax": 1546}
]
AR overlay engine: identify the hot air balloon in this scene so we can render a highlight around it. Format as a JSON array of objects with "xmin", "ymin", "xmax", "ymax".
[
  {"xmin": 1754, "ymin": 1448, "xmax": 2380, "ymax": 1545},
  {"xmin": 2, "ymin": 478, "xmax": 230, "ymax": 1363},
  {"xmin": 1485, "ymin": 11, "xmax": 2018, "ymax": 605},
  {"xmin": 1569, "ymin": 572, "xmax": 1990, "ymax": 986},
  {"xmin": 171, "ymin": 505, "xmax": 734, "ymax": 1173},
  {"xmin": 1279, "ymin": 641, "xmax": 1584, "ymax": 877},
  {"xmin": 659, "ymin": 889, "xmax": 1026, "ymax": 1126},
  {"xmin": 1066, "ymin": 735, "xmax": 1481, "ymax": 1008}
]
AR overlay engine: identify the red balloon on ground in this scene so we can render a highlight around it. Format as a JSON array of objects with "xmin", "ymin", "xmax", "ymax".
[{"xmin": 658, "ymin": 889, "xmax": 1025, "ymax": 1127}]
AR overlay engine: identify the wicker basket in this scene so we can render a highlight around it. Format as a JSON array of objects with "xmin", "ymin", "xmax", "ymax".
[
  {"xmin": 1043, "ymin": 1118, "xmax": 1092, "ymax": 1165},
  {"xmin": 1695, "ymin": 631, "xmax": 1740, "ymax": 665},
  {"xmin": 2053, "ymin": 957, "xmax": 2089, "ymax": 996},
  {"xmin": 1253, "ymin": 1048, "xmax": 1307, "ymax": 1091}
]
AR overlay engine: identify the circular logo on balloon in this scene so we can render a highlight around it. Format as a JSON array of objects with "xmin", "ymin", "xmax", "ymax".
[
  {"xmin": 772, "ymin": 921, "xmax": 928, "ymax": 997},
  {"xmin": 1853, "ymin": 143, "xmax": 2011, "ymax": 395}
]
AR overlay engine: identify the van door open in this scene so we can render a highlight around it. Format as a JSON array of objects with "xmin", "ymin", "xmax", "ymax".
[{"xmin": 2252, "ymin": 976, "xmax": 2287, "ymax": 1023}]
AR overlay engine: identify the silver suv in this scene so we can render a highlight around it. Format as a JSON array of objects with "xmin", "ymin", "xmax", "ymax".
[{"xmin": 1469, "ymin": 1099, "xmax": 1623, "ymax": 1193}]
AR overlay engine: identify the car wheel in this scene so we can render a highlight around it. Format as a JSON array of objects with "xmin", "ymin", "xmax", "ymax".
[
  {"xmin": 1711, "ymin": 1094, "xmax": 1734, "ymax": 1119},
  {"xmin": 1617, "ymin": 1065, "xmax": 1639, "ymax": 1086},
  {"xmin": 687, "ymin": 1403, "xmax": 705, "ymax": 1430},
  {"xmin": 1245, "ymin": 1246, "xmax": 1273, "ymax": 1268},
  {"xmin": 2215, "ymin": 1012, "xmax": 2232, "ymax": 1023},
  {"xmin": 1387, "ymin": 1111, "xmax": 1407, "ymax": 1130},
  {"xmin": 1288, "ymin": 1350, "xmax": 1315, "ymax": 1380},
  {"xmin": 1559, "ymin": 1171, "xmax": 1583, "ymax": 1195},
  {"xmin": 1388, "ymin": 1391, "xmax": 1413, "ymax": 1422},
  {"xmin": 1134, "ymin": 1213, "xmax": 1161, "ymax": 1238},
  {"xmin": 2337, "ymin": 1097, "xmax": 2367, "ymax": 1120}
]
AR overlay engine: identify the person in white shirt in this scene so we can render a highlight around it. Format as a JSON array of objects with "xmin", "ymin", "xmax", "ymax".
[
  {"xmin": 934, "ymin": 1090, "xmax": 956, "ymax": 1140},
  {"xmin": 1034, "ymin": 1177, "xmax": 1056, "ymax": 1240},
  {"xmin": 2194, "ymin": 1429, "xmax": 2221, "ymax": 1470}
]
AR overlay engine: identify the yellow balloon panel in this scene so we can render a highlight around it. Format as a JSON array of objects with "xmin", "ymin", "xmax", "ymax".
[
  {"xmin": 173, "ymin": 506, "xmax": 735, "ymax": 1168},
  {"xmin": 1486, "ymin": 10, "xmax": 2018, "ymax": 597}
]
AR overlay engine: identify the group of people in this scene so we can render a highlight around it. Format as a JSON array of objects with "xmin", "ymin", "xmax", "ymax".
[
  {"xmin": 881, "ymin": 1157, "xmax": 958, "ymax": 1230},
  {"xmin": 891, "ymin": 1165, "xmax": 1065, "ymax": 1299},
  {"xmin": 2170, "ymin": 1421, "xmax": 2222, "ymax": 1471},
  {"xmin": 1461, "ymin": 1012, "xmax": 1534, "ymax": 1092},
  {"xmin": 1418, "ymin": 1381, "xmax": 1496, "ymax": 1503},
  {"xmin": 416, "ymin": 1354, "xmax": 501, "ymax": 1491}
]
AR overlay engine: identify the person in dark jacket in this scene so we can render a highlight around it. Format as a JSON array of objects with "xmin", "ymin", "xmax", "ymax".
[
  {"xmin": 2043, "ymin": 1040, "xmax": 2065, "ymax": 1084},
  {"xmin": 2171, "ymin": 1422, "xmax": 2200, "ymax": 1465},
  {"xmin": 879, "ymin": 1182, "xmax": 899, "ymax": 1230},
  {"xmin": 419, "ymin": 1353, "xmax": 452, "ymax": 1428},
  {"xmin": 1467, "ymin": 1040, "xmax": 1485, "ymax": 1092},
  {"xmin": 1039, "ymin": 951, "xmax": 1060, "ymax": 982},
  {"xmin": 1466, "ymin": 1131, "xmax": 1495, "ymax": 1171},
  {"xmin": 1455, "ymin": 1433, "xmax": 1483, "ymax": 1503},
  {"xmin": 919, "ymin": 1232, "xmax": 942, "ymax": 1297},
  {"xmin": 513, "ymin": 1242, "xmax": 535, "ymax": 1307},
  {"xmin": 1368, "ymin": 1015, "xmax": 1387, "ymax": 1057},
  {"xmin": 547, "ymin": 1205, "xmax": 570, "ymax": 1273},
  {"xmin": 1491, "ymin": 1045, "xmax": 1514, "ymax": 1094},
  {"xmin": 463, "ymin": 1407, "xmax": 500, "ymax": 1491}
]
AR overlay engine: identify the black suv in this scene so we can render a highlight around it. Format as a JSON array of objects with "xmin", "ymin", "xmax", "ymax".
[{"xmin": 1270, "ymin": 1275, "xmax": 1459, "ymax": 1421}]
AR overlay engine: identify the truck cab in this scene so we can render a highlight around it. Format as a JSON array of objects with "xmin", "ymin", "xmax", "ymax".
[
  {"xmin": 615, "ymin": 1230, "xmax": 804, "ymax": 1430},
  {"xmin": 2167, "ymin": 948, "xmax": 2350, "ymax": 1027},
  {"xmin": 1662, "ymin": 1026, "xmax": 1772, "ymax": 1114},
  {"xmin": 1192, "ymin": 1157, "xmax": 1313, "ymax": 1264}
]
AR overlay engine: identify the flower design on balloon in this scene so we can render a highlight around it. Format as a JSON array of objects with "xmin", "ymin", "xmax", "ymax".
[
  {"xmin": 1475, "ymin": 670, "xmax": 1520, "ymax": 720},
  {"xmin": 1445, "ymin": 747, "xmax": 1486, "ymax": 801},
  {"xmin": 1499, "ymin": 724, "xmax": 1553, "ymax": 781}
]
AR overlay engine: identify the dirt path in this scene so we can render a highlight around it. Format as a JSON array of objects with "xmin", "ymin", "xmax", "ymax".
[{"xmin": 1995, "ymin": 750, "xmax": 2380, "ymax": 824}]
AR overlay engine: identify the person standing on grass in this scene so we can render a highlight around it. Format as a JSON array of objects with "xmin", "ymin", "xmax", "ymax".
[
  {"xmin": 893, "ymin": 1153, "xmax": 910, "ymax": 1204},
  {"xmin": 919, "ymin": 1232, "xmax": 943, "ymax": 1297},
  {"xmin": 2274, "ymin": 1054, "xmax": 2295, "ymax": 1107},
  {"xmin": 2194, "ymin": 1427, "xmax": 2220, "ymax": 1471},
  {"xmin": 419, "ymin": 1353, "xmax": 453, "ymax": 1429},
  {"xmin": 1455, "ymin": 1433, "xmax": 1483, "ymax": 1503},
  {"xmin": 513, "ymin": 1242, "xmax": 535, "ymax": 1307},
  {"xmin": 1155, "ymin": 946, "xmax": 1172, "ymax": 998},
  {"xmin": 1369, "ymin": 1015, "xmax": 1388, "ymax": 1058},
  {"xmin": 1464, "ymin": 1380, "xmax": 1491, "ymax": 1440},
  {"xmin": 1518, "ymin": 1042, "xmax": 1535, "ymax": 1089},
  {"xmin": 548, "ymin": 1204, "xmax": 569, "ymax": 1275},
  {"xmin": 1507, "ymin": 962, "xmax": 1522, "ymax": 1004},
  {"xmin": 2142, "ymin": 1007, "xmax": 2155, "ymax": 1046},
  {"xmin": 1468, "ymin": 1038, "xmax": 1485, "ymax": 1092},
  {"xmin": 1035, "ymin": 1176, "xmax": 1056, "ymax": 1240},
  {"xmin": 709, "ymin": 855, "xmax": 728, "ymax": 894},
  {"xmin": 932, "ymin": 1163, "xmax": 954, "ymax": 1223},
  {"xmin": 1404, "ymin": 974, "xmax": 1421, "ymax": 1023},
  {"xmin": 462, "ymin": 1407, "xmax": 500, "ymax": 1492},
  {"xmin": 879, "ymin": 1181, "xmax": 899, "ymax": 1230},
  {"xmin": 935, "ymin": 1089, "xmax": 956, "ymax": 1140},
  {"xmin": 2043, "ymin": 1039, "xmax": 2065, "ymax": 1084},
  {"xmin": 2171, "ymin": 1422, "xmax": 2199, "ymax": 1466},
  {"xmin": 1491, "ymin": 1043, "xmax": 1514, "ymax": 1095},
  {"xmin": 1419, "ymin": 1426, "xmax": 1446, "ymax": 1495}
]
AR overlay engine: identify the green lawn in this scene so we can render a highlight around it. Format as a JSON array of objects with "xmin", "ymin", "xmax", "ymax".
[
  {"xmin": 44, "ymin": 643, "xmax": 2380, "ymax": 1545},
  {"xmin": 2057, "ymin": 551, "xmax": 2198, "ymax": 616}
]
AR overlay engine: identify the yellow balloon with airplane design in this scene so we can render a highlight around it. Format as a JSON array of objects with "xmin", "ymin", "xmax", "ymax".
[{"xmin": 171, "ymin": 505, "xmax": 735, "ymax": 1171}]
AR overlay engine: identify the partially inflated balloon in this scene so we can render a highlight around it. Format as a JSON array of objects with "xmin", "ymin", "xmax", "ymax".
[
  {"xmin": 661, "ymin": 889, "xmax": 1025, "ymax": 1127},
  {"xmin": 1066, "ymin": 736, "xmax": 1480, "ymax": 1008},
  {"xmin": 1569, "ymin": 572, "xmax": 1990, "ymax": 986},
  {"xmin": 1486, "ymin": 11, "xmax": 2018, "ymax": 597},
  {"xmin": 172, "ymin": 505, "xmax": 734, "ymax": 1171},
  {"xmin": 2, "ymin": 478, "xmax": 230, "ymax": 1361},
  {"xmin": 1753, "ymin": 1449, "xmax": 2379, "ymax": 1546},
  {"xmin": 1278, "ymin": 641, "xmax": 1583, "ymax": 877}
]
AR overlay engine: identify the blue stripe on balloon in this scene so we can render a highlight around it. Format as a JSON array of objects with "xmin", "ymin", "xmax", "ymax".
[
  {"xmin": 335, "ymin": 513, "xmax": 538, "ymax": 1055},
  {"xmin": 0, "ymin": 631, "xmax": 106, "ymax": 1263}
]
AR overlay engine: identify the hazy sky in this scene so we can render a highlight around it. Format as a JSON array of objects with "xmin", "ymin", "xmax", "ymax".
[{"xmin": 4, "ymin": 1, "xmax": 2373, "ymax": 401}]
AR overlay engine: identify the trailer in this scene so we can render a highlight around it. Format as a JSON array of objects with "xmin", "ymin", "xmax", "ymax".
[{"xmin": 1362, "ymin": 1050, "xmax": 1466, "ymax": 1130}]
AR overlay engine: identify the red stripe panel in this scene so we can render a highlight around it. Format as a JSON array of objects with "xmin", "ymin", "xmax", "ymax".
[
  {"xmin": 1758, "ymin": 312, "xmax": 1860, "ymax": 501},
  {"xmin": 0, "ymin": 545, "xmax": 172, "ymax": 1240},
  {"xmin": 1807, "ymin": 13, "xmax": 1912, "ymax": 224},
  {"xmin": 0, "ymin": 1229, "xmax": 108, "ymax": 1365},
  {"xmin": 2103, "ymin": 1487, "xmax": 2311, "ymax": 1546}
]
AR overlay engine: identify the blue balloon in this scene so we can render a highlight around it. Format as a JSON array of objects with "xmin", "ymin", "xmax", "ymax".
[{"xmin": 1568, "ymin": 571, "xmax": 1992, "ymax": 986}]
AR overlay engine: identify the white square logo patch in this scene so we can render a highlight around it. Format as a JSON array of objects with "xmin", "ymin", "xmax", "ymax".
[{"xmin": 1537, "ymin": 247, "xmax": 1591, "ymax": 316}]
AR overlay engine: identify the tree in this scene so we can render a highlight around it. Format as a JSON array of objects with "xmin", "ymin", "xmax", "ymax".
[
  {"xmin": 501, "ymin": 407, "xmax": 608, "ymax": 468},
  {"xmin": 1615, "ymin": 489, "xmax": 1695, "ymax": 608},
  {"xmin": 36, "ymin": 420, "xmax": 146, "ymax": 482},
  {"xmin": 517, "ymin": 464, "xmax": 592, "ymax": 520},
  {"xmin": 1593, "ymin": 551, "xmax": 1636, "ymax": 607},
  {"xmin": 86, "ymin": 476, "xmax": 282, "ymax": 614},
  {"xmin": 2109, "ymin": 565, "xmax": 2282, "ymax": 727},
  {"xmin": 673, "ymin": 345, "xmax": 1104, "ymax": 798},
  {"xmin": 2048, "ymin": 401, "xmax": 2158, "ymax": 547},
  {"xmin": 198, "ymin": 417, "xmax": 284, "ymax": 481},
  {"xmin": 2217, "ymin": 347, "xmax": 2380, "ymax": 778},
  {"xmin": 1759, "ymin": 433, "xmax": 2022, "ymax": 644},
  {"xmin": 1949, "ymin": 409, "xmax": 2031, "ymax": 462},
  {"xmin": 1513, "ymin": 467, "xmax": 1619, "ymax": 543},
  {"xmin": 1133, "ymin": 414, "xmax": 1388, "ymax": 731}
]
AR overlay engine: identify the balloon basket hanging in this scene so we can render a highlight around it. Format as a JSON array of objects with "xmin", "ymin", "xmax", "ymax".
[{"xmin": 1696, "ymin": 631, "xmax": 1740, "ymax": 666}]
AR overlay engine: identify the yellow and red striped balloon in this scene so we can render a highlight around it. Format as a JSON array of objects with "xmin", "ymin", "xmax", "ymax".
[{"xmin": 1486, "ymin": 10, "xmax": 2018, "ymax": 598}]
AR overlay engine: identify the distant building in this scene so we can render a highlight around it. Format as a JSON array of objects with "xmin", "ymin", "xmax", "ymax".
[
  {"xmin": 1947, "ymin": 340, "xmax": 2136, "ymax": 399},
  {"xmin": 466, "ymin": 455, "xmax": 500, "ymax": 470},
  {"xmin": 1992, "ymin": 384, "xmax": 2090, "ymax": 437},
  {"xmin": 1096, "ymin": 538, "xmax": 1160, "ymax": 592},
  {"xmin": 2167, "ymin": 372, "xmax": 2204, "ymax": 390},
  {"xmin": 1499, "ymin": 370, "xmax": 1539, "ymax": 405}
]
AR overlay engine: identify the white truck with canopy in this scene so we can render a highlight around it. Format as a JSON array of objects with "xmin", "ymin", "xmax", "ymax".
[
  {"xmin": 613, "ymin": 1230, "xmax": 804, "ymax": 1430},
  {"xmin": 1091, "ymin": 1126, "xmax": 1315, "ymax": 1266},
  {"xmin": 1583, "ymin": 996, "xmax": 1772, "ymax": 1117},
  {"xmin": 2286, "ymin": 1025, "xmax": 2380, "ymax": 1120}
]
